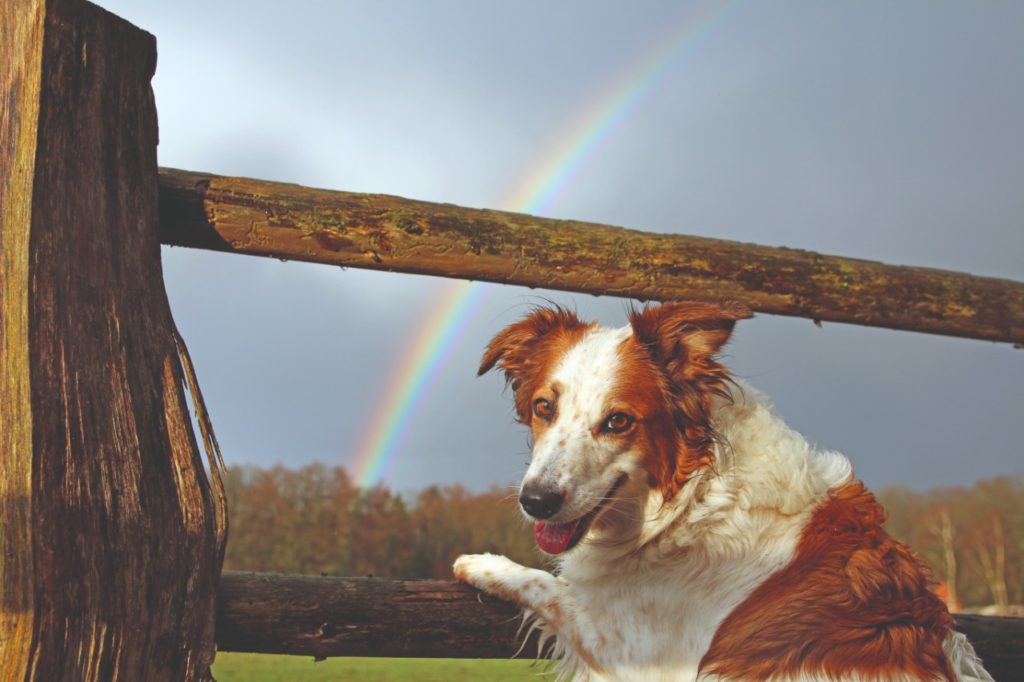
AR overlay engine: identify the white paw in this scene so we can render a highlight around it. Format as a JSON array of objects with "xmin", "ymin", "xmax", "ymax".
[
  {"xmin": 452, "ymin": 552, "xmax": 517, "ymax": 589},
  {"xmin": 454, "ymin": 553, "xmax": 562, "ymax": 611}
]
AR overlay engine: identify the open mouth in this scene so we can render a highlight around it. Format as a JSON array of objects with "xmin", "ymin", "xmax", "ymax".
[{"xmin": 533, "ymin": 475, "xmax": 628, "ymax": 555}]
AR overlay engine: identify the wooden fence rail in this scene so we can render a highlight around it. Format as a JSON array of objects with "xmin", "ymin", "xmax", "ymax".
[
  {"xmin": 158, "ymin": 168, "xmax": 1024, "ymax": 346},
  {"xmin": 216, "ymin": 572, "xmax": 1024, "ymax": 680}
]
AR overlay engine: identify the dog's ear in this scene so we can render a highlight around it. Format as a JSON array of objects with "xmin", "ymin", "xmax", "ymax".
[
  {"xmin": 479, "ymin": 307, "xmax": 590, "ymax": 421},
  {"xmin": 629, "ymin": 301, "xmax": 752, "ymax": 499},
  {"xmin": 478, "ymin": 306, "xmax": 589, "ymax": 376},
  {"xmin": 629, "ymin": 300, "xmax": 751, "ymax": 383}
]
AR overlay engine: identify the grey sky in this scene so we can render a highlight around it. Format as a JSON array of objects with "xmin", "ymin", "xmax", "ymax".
[{"xmin": 98, "ymin": 1, "xmax": 1022, "ymax": 492}]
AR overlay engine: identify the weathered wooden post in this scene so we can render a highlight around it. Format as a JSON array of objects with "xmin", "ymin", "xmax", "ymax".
[{"xmin": 1, "ymin": 1, "xmax": 226, "ymax": 679}]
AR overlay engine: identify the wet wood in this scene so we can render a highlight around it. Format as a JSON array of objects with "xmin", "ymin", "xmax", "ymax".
[
  {"xmin": 216, "ymin": 572, "xmax": 1023, "ymax": 679},
  {"xmin": 0, "ymin": 1, "xmax": 226, "ymax": 679},
  {"xmin": 216, "ymin": 571, "xmax": 535, "ymax": 660},
  {"xmin": 159, "ymin": 168, "xmax": 1023, "ymax": 345},
  {"xmin": 954, "ymin": 614, "xmax": 1024, "ymax": 682}
]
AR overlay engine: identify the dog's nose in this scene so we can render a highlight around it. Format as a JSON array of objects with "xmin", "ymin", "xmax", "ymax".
[{"xmin": 519, "ymin": 483, "xmax": 564, "ymax": 520}]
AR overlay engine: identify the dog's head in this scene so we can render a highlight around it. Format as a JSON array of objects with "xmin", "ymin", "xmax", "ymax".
[{"xmin": 479, "ymin": 301, "xmax": 751, "ymax": 554}]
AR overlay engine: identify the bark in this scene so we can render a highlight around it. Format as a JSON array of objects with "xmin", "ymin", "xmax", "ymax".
[
  {"xmin": 953, "ymin": 614, "xmax": 1024, "ymax": 682},
  {"xmin": 0, "ymin": 1, "xmax": 226, "ymax": 679},
  {"xmin": 216, "ymin": 572, "xmax": 537, "ymax": 659},
  {"xmin": 158, "ymin": 168, "xmax": 1024, "ymax": 345},
  {"xmin": 215, "ymin": 572, "xmax": 1023, "ymax": 679}
]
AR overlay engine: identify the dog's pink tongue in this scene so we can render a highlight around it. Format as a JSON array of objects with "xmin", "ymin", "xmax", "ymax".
[{"xmin": 534, "ymin": 519, "xmax": 580, "ymax": 555}]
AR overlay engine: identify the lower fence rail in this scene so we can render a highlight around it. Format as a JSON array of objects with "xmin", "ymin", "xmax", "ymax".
[{"xmin": 216, "ymin": 571, "xmax": 1024, "ymax": 679}]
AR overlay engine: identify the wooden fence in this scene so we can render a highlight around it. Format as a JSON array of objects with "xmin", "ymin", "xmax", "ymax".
[
  {"xmin": 214, "ymin": 572, "xmax": 1024, "ymax": 680},
  {"xmin": 2, "ymin": 1, "xmax": 1021, "ymax": 680}
]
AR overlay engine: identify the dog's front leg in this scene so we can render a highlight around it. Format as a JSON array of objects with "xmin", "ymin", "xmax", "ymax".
[
  {"xmin": 453, "ymin": 553, "xmax": 591, "ymax": 657},
  {"xmin": 453, "ymin": 553, "xmax": 568, "ymax": 616}
]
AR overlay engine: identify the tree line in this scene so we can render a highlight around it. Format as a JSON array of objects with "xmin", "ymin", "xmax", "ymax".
[
  {"xmin": 223, "ymin": 464, "xmax": 542, "ymax": 580},
  {"xmin": 223, "ymin": 464, "xmax": 1022, "ymax": 614},
  {"xmin": 877, "ymin": 476, "xmax": 1022, "ymax": 614}
]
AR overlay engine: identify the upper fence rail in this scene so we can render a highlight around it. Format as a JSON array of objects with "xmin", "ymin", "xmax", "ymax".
[{"xmin": 158, "ymin": 168, "xmax": 1023, "ymax": 346}]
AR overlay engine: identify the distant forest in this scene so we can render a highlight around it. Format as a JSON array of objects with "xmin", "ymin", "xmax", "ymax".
[{"xmin": 223, "ymin": 465, "xmax": 1022, "ymax": 614}]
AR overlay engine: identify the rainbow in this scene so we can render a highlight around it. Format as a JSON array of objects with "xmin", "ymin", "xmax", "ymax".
[
  {"xmin": 349, "ymin": 279, "xmax": 490, "ymax": 487},
  {"xmin": 350, "ymin": 2, "xmax": 732, "ymax": 487}
]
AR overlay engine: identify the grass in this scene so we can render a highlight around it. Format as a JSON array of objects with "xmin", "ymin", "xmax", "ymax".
[{"xmin": 212, "ymin": 653, "xmax": 547, "ymax": 681}]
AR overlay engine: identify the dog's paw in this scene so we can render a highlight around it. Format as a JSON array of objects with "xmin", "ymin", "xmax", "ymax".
[
  {"xmin": 454, "ymin": 553, "xmax": 563, "ymax": 611},
  {"xmin": 453, "ymin": 552, "xmax": 518, "ymax": 589}
]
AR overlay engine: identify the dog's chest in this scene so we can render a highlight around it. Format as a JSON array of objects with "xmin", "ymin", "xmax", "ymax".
[{"xmin": 560, "ymin": 557, "xmax": 775, "ymax": 680}]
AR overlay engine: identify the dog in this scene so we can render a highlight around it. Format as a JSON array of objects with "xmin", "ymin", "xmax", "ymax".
[{"xmin": 454, "ymin": 301, "xmax": 992, "ymax": 681}]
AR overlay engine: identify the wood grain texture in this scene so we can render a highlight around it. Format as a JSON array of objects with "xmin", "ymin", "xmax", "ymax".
[
  {"xmin": 0, "ymin": 2, "xmax": 45, "ymax": 679},
  {"xmin": 216, "ymin": 572, "xmax": 535, "ymax": 660},
  {"xmin": 954, "ymin": 614, "xmax": 1024, "ymax": 682},
  {"xmin": 215, "ymin": 572, "xmax": 1023, "ymax": 679},
  {"xmin": 158, "ymin": 168, "xmax": 1024, "ymax": 345},
  {"xmin": 0, "ymin": 1, "xmax": 226, "ymax": 679}
]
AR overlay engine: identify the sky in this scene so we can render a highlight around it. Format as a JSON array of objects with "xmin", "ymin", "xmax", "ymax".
[{"xmin": 96, "ymin": 1, "xmax": 1022, "ymax": 494}]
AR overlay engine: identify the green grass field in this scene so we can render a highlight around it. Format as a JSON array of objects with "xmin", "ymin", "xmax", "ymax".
[{"xmin": 212, "ymin": 653, "xmax": 546, "ymax": 681}]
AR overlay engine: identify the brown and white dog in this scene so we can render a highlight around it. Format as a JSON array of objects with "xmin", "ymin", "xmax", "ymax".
[{"xmin": 454, "ymin": 302, "xmax": 991, "ymax": 681}]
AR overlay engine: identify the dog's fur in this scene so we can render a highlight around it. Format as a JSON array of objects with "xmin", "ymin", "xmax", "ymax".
[{"xmin": 454, "ymin": 302, "xmax": 992, "ymax": 681}]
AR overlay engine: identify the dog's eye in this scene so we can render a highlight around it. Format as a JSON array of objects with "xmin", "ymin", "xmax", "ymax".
[
  {"xmin": 603, "ymin": 412, "xmax": 634, "ymax": 434},
  {"xmin": 533, "ymin": 398, "xmax": 554, "ymax": 421}
]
